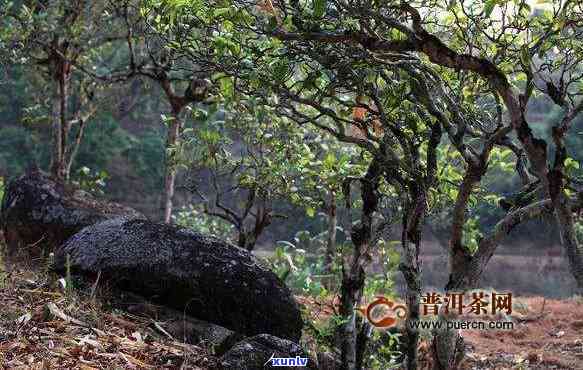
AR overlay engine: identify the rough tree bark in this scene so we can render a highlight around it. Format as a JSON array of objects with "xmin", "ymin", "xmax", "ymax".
[
  {"xmin": 430, "ymin": 199, "xmax": 556, "ymax": 369},
  {"xmin": 46, "ymin": 36, "xmax": 96, "ymax": 183},
  {"xmin": 431, "ymin": 164, "xmax": 486, "ymax": 370},
  {"xmin": 400, "ymin": 188, "xmax": 426, "ymax": 370},
  {"xmin": 550, "ymin": 110, "xmax": 583, "ymax": 295},
  {"xmin": 554, "ymin": 193, "xmax": 583, "ymax": 294},
  {"xmin": 338, "ymin": 159, "xmax": 380, "ymax": 370},
  {"xmin": 274, "ymin": 8, "xmax": 583, "ymax": 292},
  {"xmin": 48, "ymin": 48, "xmax": 72, "ymax": 182},
  {"xmin": 271, "ymin": 7, "xmax": 583, "ymax": 367},
  {"xmin": 237, "ymin": 198, "xmax": 273, "ymax": 251}
]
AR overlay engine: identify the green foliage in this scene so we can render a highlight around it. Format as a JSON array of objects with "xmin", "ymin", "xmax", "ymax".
[
  {"xmin": 363, "ymin": 240, "xmax": 400, "ymax": 298},
  {"xmin": 269, "ymin": 243, "xmax": 332, "ymax": 296},
  {"xmin": 174, "ymin": 205, "xmax": 236, "ymax": 242},
  {"xmin": 365, "ymin": 330, "xmax": 403, "ymax": 369},
  {"xmin": 312, "ymin": 0, "xmax": 327, "ymax": 18},
  {"xmin": 124, "ymin": 128, "xmax": 167, "ymax": 194},
  {"xmin": 1, "ymin": 5, "xmax": 583, "ymax": 368},
  {"xmin": 0, "ymin": 125, "xmax": 49, "ymax": 175},
  {"xmin": 304, "ymin": 313, "xmax": 346, "ymax": 350},
  {"xmin": 267, "ymin": 220, "xmax": 349, "ymax": 295},
  {"xmin": 574, "ymin": 222, "xmax": 583, "ymax": 242},
  {"xmin": 71, "ymin": 167, "xmax": 108, "ymax": 196},
  {"xmin": 461, "ymin": 217, "xmax": 483, "ymax": 254},
  {"xmin": 74, "ymin": 118, "xmax": 135, "ymax": 173}
]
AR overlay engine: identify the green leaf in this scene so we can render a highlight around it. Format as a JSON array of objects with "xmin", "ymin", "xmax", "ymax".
[
  {"xmin": 313, "ymin": 0, "xmax": 326, "ymax": 18},
  {"xmin": 213, "ymin": 7, "xmax": 231, "ymax": 18},
  {"xmin": 219, "ymin": 77, "xmax": 234, "ymax": 98},
  {"xmin": 484, "ymin": 0, "xmax": 497, "ymax": 17},
  {"xmin": 306, "ymin": 207, "xmax": 316, "ymax": 217},
  {"xmin": 323, "ymin": 152, "xmax": 336, "ymax": 169}
]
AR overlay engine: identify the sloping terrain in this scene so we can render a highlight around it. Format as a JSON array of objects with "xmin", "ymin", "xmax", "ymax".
[
  {"xmin": 3, "ymin": 267, "xmax": 582, "ymax": 369},
  {"xmin": 0, "ymin": 269, "xmax": 220, "ymax": 369}
]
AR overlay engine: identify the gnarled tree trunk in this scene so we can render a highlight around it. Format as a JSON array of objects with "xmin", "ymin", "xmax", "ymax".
[
  {"xmin": 431, "ymin": 199, "xmax": 556, "ymax": 369},
  {"xmin": 400, "ymin": 188, "xmax": 427, "ymax": 370},
  {"xmin": 338, "ymin": 159, "xmax": 380, "ymax": 370}
]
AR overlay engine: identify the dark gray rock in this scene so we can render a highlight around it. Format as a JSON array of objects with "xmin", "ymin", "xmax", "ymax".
[
  {"xmin": 0, "ymin": 169, "xmax": 143, "ymax": 262},
  {"xmin": 163, "ymin": 316, "xmax": 242, "ymax": 355},
  {"xmin": 220, "ymin": 334, "xmax": 316, "ymax": 370},
  {"xmin": 53, "ymin": 217, "xmax": 303, "ymax": 341}
]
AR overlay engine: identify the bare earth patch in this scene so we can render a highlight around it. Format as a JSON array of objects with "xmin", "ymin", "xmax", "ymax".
[{"xmin": 461, "ymin": 297, "xmax": 583, "ymax": 370}]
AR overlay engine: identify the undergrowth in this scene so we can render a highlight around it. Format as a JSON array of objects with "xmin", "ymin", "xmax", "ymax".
[{"xmin": 0, "ymin": 258, "xmax": 219, "ymax": 369}]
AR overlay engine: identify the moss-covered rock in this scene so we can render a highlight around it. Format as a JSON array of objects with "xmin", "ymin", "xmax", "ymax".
[
  {"xmin": 53, "ymin": 217, "xmax": 303, "ymax": 342},
  {"xmin": 0, "ymin": 169, "xmax": 143, "ymax": 262}
]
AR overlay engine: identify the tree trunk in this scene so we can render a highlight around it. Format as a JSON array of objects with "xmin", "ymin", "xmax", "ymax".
[
  {"xmin": 49, "ymin": 78, "xmax": 64, "ymax": 181},
  {"xmin": 64, "ymin": 119, "xmax": 86, "ymax": 181},
  {"xmin": 354, "ymin": 321, "xmax": 372, "ymax": 369},
  {"xmin": 339, "ymin": 264, "xmax": 366, "ymax": 370},
  {"xmin": 338, "ymin": 159, "xmax": 380, "ymax": 370},
  {"xmin": 399, "ymin": 206, "xmax": 423, "ymax": 370},
  {"xmin": 431, "ymin": 200, "xmax": 556, "ymax": 369},
  {"xmin": 238, "ymin": 231, "xmax": 257, "ymax": 252},
  {"xmin": 391, "ymin": 178, "xmax": 431, "ymax": 370},
  {"xmin": 554, "ymin": 193, "xmax": 583, "ymax": 294},
  {"xmin": 49, "ymin": 58, "xmax": 71, "ymax": 182},
  {"xmin": 162, "ymin": 110, "xmax": 183, "ymax": 223},
  {"xmin": 324, "ymin": 194, "xmax": 337, "ymax": 273}
]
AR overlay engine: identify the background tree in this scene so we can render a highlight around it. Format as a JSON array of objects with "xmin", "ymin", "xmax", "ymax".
[
  {"xmin": 106, "ymin": 1, "xmax": 215, "ymax": 222},
  {"xmin": 0, "ymin": 0, "xmax": 134, "ymax": 181},
  {"xmin": 183, "ymin": 101, "xmax": 286, "ymax": 251}
]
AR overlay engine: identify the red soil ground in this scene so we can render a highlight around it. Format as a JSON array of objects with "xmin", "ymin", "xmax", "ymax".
[
  {"xmin": 299, "ymin": 295, "xmax": 583, "ymax": 369},
  {"xmin": 461, "ymin": 296, "xmax": 583, "ymax": 369}
]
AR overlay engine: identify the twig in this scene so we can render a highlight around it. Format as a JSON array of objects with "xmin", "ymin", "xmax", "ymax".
[
  {"xmin": 45, "ymin": 302, "xmax": 89, "ymax": 327},
  {"xmin": 90, "ymin": 270, "xmax": 101, "ymax": 300},
  {"xmin": 150, "ymin": 321, "xmax": 175, "ymax": 341},
  {"xmin": 19, "ymin": 289, "xmax": 63, "ymax": 297}
]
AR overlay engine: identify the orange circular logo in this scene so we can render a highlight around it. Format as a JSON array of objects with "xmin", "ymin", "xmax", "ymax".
[{"xmin": 356, "ymin": 296, "xmax": 408, "ymax": 328}]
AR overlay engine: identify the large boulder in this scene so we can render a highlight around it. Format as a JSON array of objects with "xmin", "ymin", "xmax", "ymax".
[
  {"xmin": 53, "ymin": 217, "xmax": 303, "ymax": 342},
  {"xmin": 220, "ymin": 334, "xmax": 316, "ymax": 370},
  {"xmin": 0, "ymin": 169, "xmax": 144, "ymax": 261}
]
